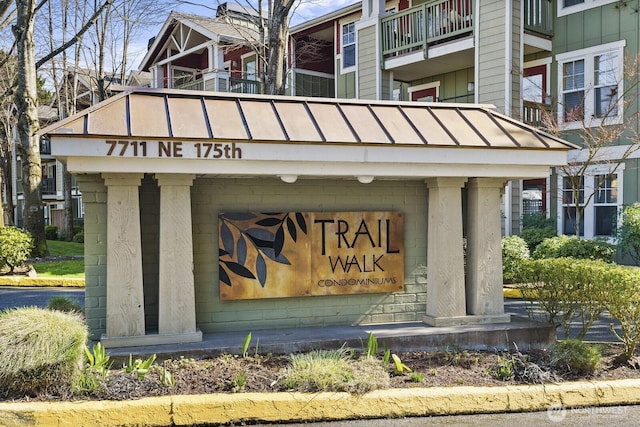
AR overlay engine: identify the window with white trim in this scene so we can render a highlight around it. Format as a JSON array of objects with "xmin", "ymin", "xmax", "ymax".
[
  {"xmin": 558, "ymin": 0, "xmax": 619, "ymax": 17},
  {"xmin": 594, "ymin": 174, "xmax": 618, "ymax": 236},
  {"xmin": 342, "ymin": 22, "xmax": 356, "ymax": 70},
  {"xmin": 556, "ymin": 41, "xmax": 625, "ymax": 129},
  {"xmin": 558, "ymin": 166, "xmax": 623, "ymax": 238}
]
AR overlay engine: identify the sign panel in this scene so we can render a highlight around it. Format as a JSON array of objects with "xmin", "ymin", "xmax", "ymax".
[{"xmin": 218, "ymin": 211, "xmax": 404, "ymax": 300}]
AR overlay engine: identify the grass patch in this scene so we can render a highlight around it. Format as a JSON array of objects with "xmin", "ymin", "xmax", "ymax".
[
  {"xmin": 33, "ymin": 260, "xmax": 84, "ymax": 278},
  {"xmin": 0, "ymin": 307, "xmax": 88, "ymax": 397},
  {"xmin": 278, "ymin": 347, "xmax": 390, "ymax": 394},
  {"xmin": 46, "ymin": 240, "xmax": 84, "ymax": 257}
]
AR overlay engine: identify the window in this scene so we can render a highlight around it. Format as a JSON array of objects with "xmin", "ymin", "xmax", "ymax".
[
  {"xmin": 171, "ymin": 68, "xmax": 195, "ymax": 89},
  {"xmin": 342, "ymin": 22, "xmax": 356, "ymax": 70},
  {"xmin": 594, "ymin": 175, "xmax": 618, "ymax": 236},
  {"xmin": 556, "ymin": 41, "xmax": 625, "ymax": 129},
  {"xmin": 562, "ymin": 176, "xmax": 584, "ymax": 236},
  {"xmin": 559, "ymin": 0, "xmax": 619, "ymax": 17},
  {"xmin": 562, "ymin": 59, "xmax": 585, "ymax": 121},
  {"xmin": 558, "ymin": 166, "xmax": 623, "ymax": 238}
]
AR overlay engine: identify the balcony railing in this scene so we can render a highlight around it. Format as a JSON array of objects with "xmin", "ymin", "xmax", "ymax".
[
  {"xmin": 229, "ymin": 77, "xmax": 261, "ymax": 94},
  {"xmin": 524, "ymin": 0, "xmax": 553, "ymax": 36},
  {"xmin": 16, "ymin": 177, "xmax": 56, "ymax": 195},
  {"xmin": 175, "ymin": 76, "xmax": 261, "ymax": 94},
  {"xmin": 523, "ymin": 100, "xmax": 553, "ymax": 129},
  {"xmin": 381, "ymin": 0, "xmax": 473, "ymax": 59}
]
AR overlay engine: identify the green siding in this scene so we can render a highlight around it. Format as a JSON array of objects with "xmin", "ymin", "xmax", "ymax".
[
  {"xmin": 410, "ymin": 67, "xmax": 474, "ymax": 103},
  {"xmin": 336, "ymin": 58, "xmax": 356, "ymax": 98},
  {"xmin": 358, "ymin": 25, "xmax": 378, "ymax": 99},
  {"xmin": 191, "ymin": 178, "xmax": 428, "ymax": 333}
]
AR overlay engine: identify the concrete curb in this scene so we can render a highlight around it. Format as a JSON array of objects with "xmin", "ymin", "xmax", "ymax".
[
  {"xmin": 2, "ymin": 379, "xmax": 640, "ymax": 426},
  {"xmin": 0, "ymin": 277, "xmax": 84, "ymax": 287}
]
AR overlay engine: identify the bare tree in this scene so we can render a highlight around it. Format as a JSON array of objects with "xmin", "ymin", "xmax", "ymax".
[
  {"xmin": 3, "ymin": 0, "xmax": 112, "ymax": 256},
  {"xmin": 0, "ymin": 50, "xmax": 16, "ymax": 226}
]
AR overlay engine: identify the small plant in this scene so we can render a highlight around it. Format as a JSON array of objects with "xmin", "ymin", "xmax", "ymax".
[
  {"xmin": 242, "ymin": 332, "xmax": 252, "ymax": 358},
  {"xmin": 229, "ymin": 371, "xmax": 247, "ymax": 392},
  {"xmin": 366, "ymin": 332, "xmax": 378, "ymax": 358},
  {"xmin": 84, "ymin": 342, "xmax": 111, "ymax": 377},
  {"xmin": 0, "ymin": 226, "xmax": 34, "ymax": 273},
  {"xmin": 550, "ymin": 339, "xmax": 602, "ymax": 376},
  {"xmin": 72, "ymin": 231, "xmax": 84, "ymax": 243},
  {"xmin": 390, "ymin": 353, "xmax": 411, "ymax": 375},
  {"xmin": 47, "ymin": 296, "xmax": 83, "ymax": 314},
  {"xmin": 410, "ymin": 372, "xmax": 424, "ymax": 383},
  {"xmin": 160, "ymin": 368, "xmax": 175, "ymax": 387},
  {"xmin": 490, "ymin": 354, "xmax": 514, "ymax": 381},
  {"xmin": 124, "ymin": 353, "xmax": 157, "ymax": 380},
  {"xmin": 382, "ymin": 345, "xmax": 391, "ymax": 364}
]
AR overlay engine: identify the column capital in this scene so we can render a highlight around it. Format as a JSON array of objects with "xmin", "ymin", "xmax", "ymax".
[
  {"xmin": 425, "ymin": 177, "xmax": 468, "ymax": 189},
  {"xmin": 466, "ymin": 178, "xmax": 507, "ymax": 190},
  {"xmin": 102, "ymin": 173, "xmax": 144, "ymax": 187},
  {"xmin": 155, "ymin": 173, "xmax": 196, "ymax": 187}
]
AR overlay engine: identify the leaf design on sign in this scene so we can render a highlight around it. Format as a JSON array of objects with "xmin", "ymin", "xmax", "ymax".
[
  {"xmin": 236, "ymin": 235, "xmax": 247, "ymax": 265},
  {"xmin": 262, "ymin": 248, "xmax": 291, "ymax": 265},
  {"xmin": 274, "ymin": 226, "xmax": 285, "ymax": 257},
  {"xmin": 220, "ymin": 222, "xmax": 234, "ymax": 258},
  {"xmin": 223, "ymin": 212, "xmax": 257, "ymax": 221},
  {"xmin": 246, "ymin": 228, "xmax": 274, "ymax": 241},
  {"xmin": 224, "ymin": 261, "xmax": 256, "ymax": 279},
  {"xmin": 219, "ymin": 248, "xmax": 229, "ymax": 257},
  {"xmin": 296, "ymin": 212, "xmax": 307, "ymax": 234},
  {"xmin": 256, "ymin": 217, "xmax": 281, "ymax": 227},
  {"xmin": 286, "ymin": 216, "xmax": 297, "ymax": 242},
  {"xmin": 256, "ymin": 254, "xmax": 267, "ymax": 287},
  {"xmin": 219, "ymin": 264, "xmax": 231, "ymax": 287}
]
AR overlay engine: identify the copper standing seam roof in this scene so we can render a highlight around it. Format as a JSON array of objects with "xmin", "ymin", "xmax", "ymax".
[{"xmin": 40, "ymin": 88, "xmax": 576, "ymax": 151}]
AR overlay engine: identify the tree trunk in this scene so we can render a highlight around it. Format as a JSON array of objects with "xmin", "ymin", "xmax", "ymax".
[{"xmin": 13, "ymin": 0, "xmax": 46, "ymax": 256}]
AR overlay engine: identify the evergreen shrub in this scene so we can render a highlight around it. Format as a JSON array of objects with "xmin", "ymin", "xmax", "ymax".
[{"xmin": 0, "ymin": 226, "xmax": 34, "ymax": 272}]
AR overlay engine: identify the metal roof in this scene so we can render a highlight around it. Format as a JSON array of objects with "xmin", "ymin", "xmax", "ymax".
[{"xmin": 40, "ymin": 88, "xmax": 575, "ymax": 151}]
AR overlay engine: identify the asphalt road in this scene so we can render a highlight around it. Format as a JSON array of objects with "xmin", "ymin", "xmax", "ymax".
[
  {"xmin": 246, "ymin": 405, "xmax": 639, "ymax": 427},
  {"xmin": 0, "ymin": 286, "xmax": 85, "ymax": 312}
]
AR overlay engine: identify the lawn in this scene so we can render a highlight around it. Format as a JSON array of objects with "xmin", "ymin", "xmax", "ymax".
[{"xmin": 30, "ymin": 240, "xmax": 85, "ymax": 278}]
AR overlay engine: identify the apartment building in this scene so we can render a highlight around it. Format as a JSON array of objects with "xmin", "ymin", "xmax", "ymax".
[{"xmin": 141, "ymin": 0, "xmax": 638, "ymax": 239}]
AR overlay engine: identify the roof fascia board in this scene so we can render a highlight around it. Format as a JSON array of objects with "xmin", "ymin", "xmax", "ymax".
[
  {"xmin": 290, "ymin": 2, "xmax": 362, "ymax": 34},
  {"xmin": 139, "ymin": 15, "xmax": 178, "ymax": 70},
  {"xmin": 155, "ymin": 40, "xmax": 216, "ymax": 67}
]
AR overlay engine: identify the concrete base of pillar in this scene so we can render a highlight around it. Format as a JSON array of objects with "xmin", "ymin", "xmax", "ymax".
[
  {"xmin": 423, "ymin": 313, "xmax": 511, "ymax": 327},
  {"xmin": 100, "ymin": 330, "xmax": 203, "ymax": 349}
]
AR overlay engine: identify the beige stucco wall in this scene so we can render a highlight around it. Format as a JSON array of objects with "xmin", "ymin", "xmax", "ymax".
[
  {"xmin": 81, "ymin": 175, "xmax": 428, "ymax": 339},
  {"xmin": 191, "ymin": 178, "xmax": 428, "ymax": 333}
]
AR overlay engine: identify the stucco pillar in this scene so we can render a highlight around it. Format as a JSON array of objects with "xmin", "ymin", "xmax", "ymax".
[
  {"xmin": 101, "ymin": 173, "xmax": 145, "ymax": 342},
  {"xmin": 466, "ymin": 178, "xmax": 510, "ymax": 322},
  {"xmin": 155, "ymin": 174, "xmax": 202, "ymax": 343},
  {"xmin": 423, "ymin": 177, "xmax": 467, "ymax": 326}
]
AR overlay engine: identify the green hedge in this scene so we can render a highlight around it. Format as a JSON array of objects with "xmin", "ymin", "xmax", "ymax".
[
  {"xmin": 501, "ymin": 235, "xmax": 530, "ymax": 283},
  {"xmin": 532, "ymin": 235, "xmax": 615, "ymax": 262},
  {"xmin": 519, "ymin": 258, "xmax": 640, "ymax": 360},
  {"xmin": 0, "ymin": 226, "xmax": 34, "ymax": 272}
]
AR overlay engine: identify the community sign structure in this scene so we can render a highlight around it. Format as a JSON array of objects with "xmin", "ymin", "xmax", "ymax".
[{"xmin": 40, "ymin": 88, "xmax": 575, "ymax": 347}]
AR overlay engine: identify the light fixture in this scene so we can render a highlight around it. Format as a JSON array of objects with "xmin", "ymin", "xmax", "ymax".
[
  {"xmin": 357, "ymin": 175, "xmax": 374, "ymax": 184},
  {"xmin": 279, "ymin": 175, "xmax": 298, "ymax": 183},
  {"xmin": 467, "ymin": 82, "xmax": 474, "ymax": 92}
]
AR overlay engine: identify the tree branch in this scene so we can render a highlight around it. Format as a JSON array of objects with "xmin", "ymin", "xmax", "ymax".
[{"xmin": 35, "ymin": 0, "xmax": 114, "ymax": 69}]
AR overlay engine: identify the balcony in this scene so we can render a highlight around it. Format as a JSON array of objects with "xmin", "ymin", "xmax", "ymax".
[
  {"xmin": 175, "ymin": 73, "xmax": 262, "ymax": 95},
  {"xmin": 523, "ymin": 101, "xmax": 553, "ymax": 129},
  {"xmin": 524, "ymin": 0, "xmax": 553, "ymax": 36},
  {"xmin": 381, "ymin": 0, "xmax": 553, "ymax": 76},
  {"xmin": 381, "ymin": 0, "xmax": 474, "ymax": 60},
  {"xmin": 16, "ymin": 177, "xmax": 56, "ymax": 196}
]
